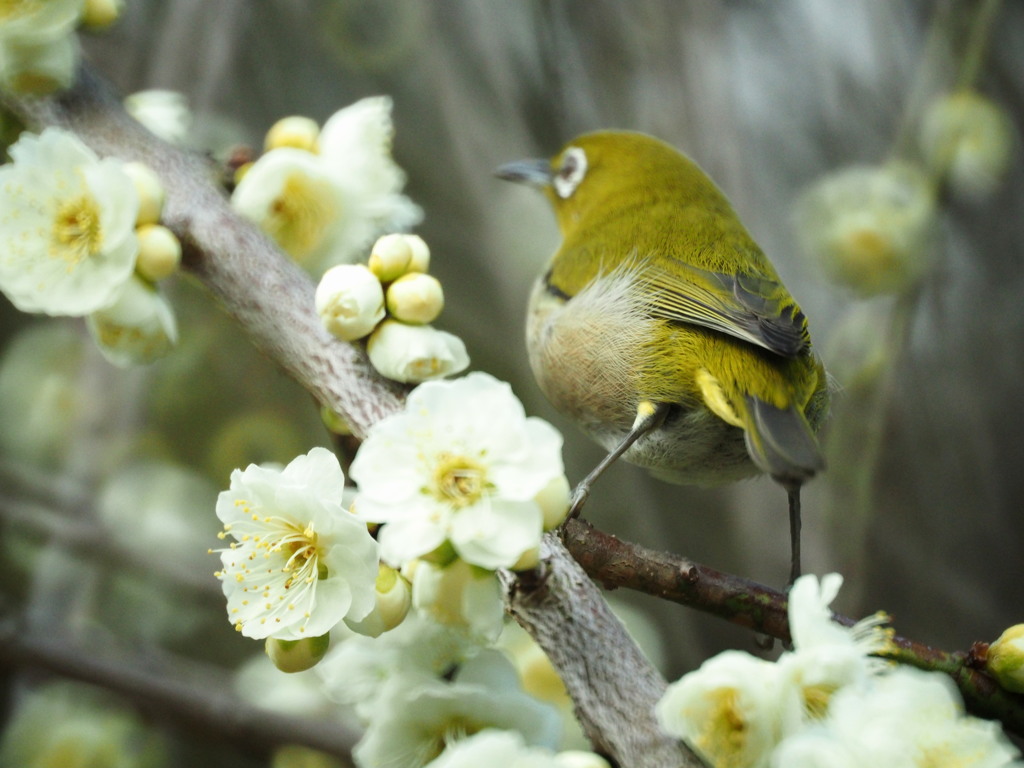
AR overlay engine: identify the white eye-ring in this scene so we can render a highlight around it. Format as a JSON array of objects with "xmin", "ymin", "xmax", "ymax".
[{"xmin": 554, "ymin": 146, "xmax": 588, "ymax": 199}]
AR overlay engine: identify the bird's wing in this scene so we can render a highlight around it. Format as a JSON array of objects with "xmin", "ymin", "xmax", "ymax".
[{"xmin": 643, "ymin": 258, "xmax": 809, "ymax": 358}]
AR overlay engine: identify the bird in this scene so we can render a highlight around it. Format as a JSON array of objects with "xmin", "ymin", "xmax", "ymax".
[{"xmin": 496, "ymin": 131, "xmax": 829, "ymax": 584}]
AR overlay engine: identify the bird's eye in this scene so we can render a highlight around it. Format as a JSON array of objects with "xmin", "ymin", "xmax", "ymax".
[{"xmin": 554, "ymin": 147, "xmax": 587, "ymax": 199}]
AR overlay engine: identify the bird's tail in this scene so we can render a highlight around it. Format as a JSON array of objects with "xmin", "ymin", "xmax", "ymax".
[{"xmin": 741, "ymin": 395, "xmax": 824, "ymax": 487}]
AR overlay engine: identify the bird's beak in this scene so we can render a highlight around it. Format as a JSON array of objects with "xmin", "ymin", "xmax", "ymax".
[{"xmin": 494, "ymin": 158, "xmax": 553, "ymax": 189}]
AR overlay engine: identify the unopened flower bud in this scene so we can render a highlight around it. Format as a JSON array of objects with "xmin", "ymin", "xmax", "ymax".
[
  {"xmin": 919, "ymin": 90, "xmax": 1013, "ymax": 199},
  {"xmin": 124, "ymin": 90, "xmax": 192, "ymax": 145},
  {"xmin": 81, "ymin": 0, "xmax": 124, "ymax": 29},
  {"xmin": 122, "ymin": 161, "xmax": 165, "ymax": 226},
  {"xmin": 315, "ymin": 264, "xmax": 386, "ymax": 341},
  {"xmin": 796, "ymin": 163, "xmax": 936, "ymax": 296},
  {"xmin": 405, "ymin": 234, "xmax": 430, "ymax": 273},
  {"xmin": 366, "ymin": 319, "xmax": 469, "ymax": 383},
  {"xmin": 265, "ymin": 116, "xmax": 321, "ymax": 154},
  {"xmin": 386, "ymin": 272, "xmax": 444, "ymax": 324},
  {"xmin": 135, "ymin": 224, "xmax": 181, "ymax": 282},
  {"xmin": 265, "ymin": 633, "xmax": 331, "ymax": 673},
  {"xmin": 320, "ymin": 405, "xmax": 352, "ymax": 435},
  {"xmin": 987, "ymin": 624, "xmax": 1024, "ymax": 694},
  {"xmin": 368, "ymin": 233, "xmax": 413, "ymax": 282},
  {"xmin": 511, "ymin": 546, "xmax": 540, "ymax": 571},
  {"xmin": 344, "ymin": 564, "xmax": 412, "ymax": 638},
  {"xmin": 536, "ymin": 473, "xmax": 571, "ymax": 530}
]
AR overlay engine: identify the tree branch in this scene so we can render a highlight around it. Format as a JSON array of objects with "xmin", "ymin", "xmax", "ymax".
[
  {"xmin": 0, "ymin": 622, "xmax": 361, "ymax": 759},
  {"xmin": 561, "ymin": 518, "xmax": 1024, "ymax": 737},
  {"xmin": 502, "ymin": 535, "xmax": 700, "ymax": 767}
]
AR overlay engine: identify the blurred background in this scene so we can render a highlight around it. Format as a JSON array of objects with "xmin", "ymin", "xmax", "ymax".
[{"xmin": 1, "ymin": 0, "xmax": 1022, "ymax": 765}]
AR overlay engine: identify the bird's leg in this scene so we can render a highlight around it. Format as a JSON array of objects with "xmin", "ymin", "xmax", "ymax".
[
  {"xmin": 567, "ymin": 400, "xmax": 669, "ymax": 520},
  {"xmin": 786, "ymin": 483, "xmax": 802, "ymax": 587}
]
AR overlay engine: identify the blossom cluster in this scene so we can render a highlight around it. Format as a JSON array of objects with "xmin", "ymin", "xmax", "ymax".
[
  {"xmin": 656, "ymin": 574, "xmax": 1023, "ymax": 767},
  {"xmin": 314, "ymin": 614, "xmax": 608, "ymax": 768},
  {"xmin": 316, "ymin": 232, "xmax": 469, "ymax": 384},
  {"xmin": 213, "ymin": 374, "xmax": 570, "ymax": 650},
  {"xmin": 0, "ymin": 0, "xmax": 124, "ymax": 95},
  {"xmin": 209, "ymin": 371, "xmax": 604, "ymax": 767},
  {"xmin": 796, "ymin": 89, "xmax": 1011, "ymax": 298},
  {"xmin": 0, "ymin": 127, "xmax": 179, "ymax": 366},
  {"xmin": 231, "ymin": 97, "xmax": 422, "ymax": 276}
]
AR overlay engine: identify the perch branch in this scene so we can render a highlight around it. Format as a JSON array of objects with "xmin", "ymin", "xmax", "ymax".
[{"xmin": 561, "ymin": 518, "xmax": 1024, "ymax": 736}]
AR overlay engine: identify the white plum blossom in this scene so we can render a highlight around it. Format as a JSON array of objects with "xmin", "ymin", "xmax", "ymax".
[
  {"xmin": 366, "ymin": 319, "xmax": 469, "ymax": 384},
  {"xmin": 232, "ymin": 96, "xmax": 422, "ymax": 275},
  {"xmin": 213, "ymin": 447, "xmax": 380, "ymax": 640},
  {"xmin": 806, "ymin": 666, "xmax": 1022, "ymax": 768},
  {"xmin": 409, "ymin": 557, "xmax": 506, "ymax": 641},
  {"xmin": 86, "ymin": 274, "xmax": 178, "ymax": 367},
  {"xmin": 777, "ymin": 573, "xmax": 890, "ymax": 733},
  {"xmin": 123, "ymin": 89, "xmax": 193, "ymax": 145},
  {"xmin": 0, "ymin": 31, "xmax": 76, "ymax": 94},
  {"xmin": 317, "ymin": 612, "xmax": 475, "ymax": 721},
  {"xmin": 0, "ymin": 128, "xmax": 139, "ymax": 315},
  {"xmin": 424, "ymin": 729, "xmax": 565, "ymax": 768},
  {"xmin": 349, "ymin": 372, "xmax": 565, "ymax": 570},
  {"xmin": 317, "ymin": 96, "xmax": 423, "ymax": 259},
  {"xmin": 232, "ymin": 147, "xmax": 346, "ymax": 267},
  {"xmin": 0, "ymin": 0, "xmax": 82, "ymax": 94},
  {"xmin": 353, "ymin": 651, "xmax": 562, "ymax": 768},
  {"xmin": 656, "ymin": 650, "xmax": 783, "ymax": 768}
]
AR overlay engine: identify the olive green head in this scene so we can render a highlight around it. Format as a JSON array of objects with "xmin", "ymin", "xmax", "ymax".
[{"xmin": 496, "ymin": 131, "xmax": 732, "ymax": 237}]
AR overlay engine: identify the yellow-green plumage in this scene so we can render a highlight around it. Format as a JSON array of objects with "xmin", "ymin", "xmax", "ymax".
[{"xmin": 501, "ymin": 131, "xmax": 828, "ymax": 489}]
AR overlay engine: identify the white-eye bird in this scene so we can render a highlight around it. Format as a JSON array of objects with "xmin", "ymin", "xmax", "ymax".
[{"xmin": 497, "ymin": 131, "xmax": 829, "ymax": 584}]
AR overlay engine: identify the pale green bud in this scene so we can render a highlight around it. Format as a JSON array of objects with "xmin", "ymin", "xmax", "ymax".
[
  {"xmin": 536, "ymin": 473, "xmax": 571, "ymax": 530},
  {"xmin": 82, "ymin": 0, "xmax": 125, "ymax": 29},
  {"xmin": 265, "ymin": 116, "xmax": 321, "ymax": 154},
  {"xmin": 987, "ymin": 624, "xmax": 1024, "ymax": 694},
  {"xmin": 511, "ymin": 545, "xmax": 540, "ymax": 571},
  {"xmin": 320, "ymin": 405, "xmax": 352, "ymax": 435},
  {"xmin": 135, "ymin": 224, "xmax": 182, "ymax": 282},
  {"xmin": 919, "ymin": 90, "xmax": 1013, "ymax": 199},
  {"xmin": 405, "ymin": 234, "xmax": 431, "ymax": 273},
  {"xmin": 344, "ymin": 564, "xmax": 412, "ymax": 637},
  {"xmin": 386, "ymin": 272, "xmax": 444, "ymax": 324},
  {"xmin": 368, "ymin": 233, "xmax": 413, "ymax": 282},
  {"xmin": 121, "ymin": 161, "xmax": 166, "ymax": 226},
  {"xmin": 265, "ymin": 633, "xmax": 331, "ymax": 673}
]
